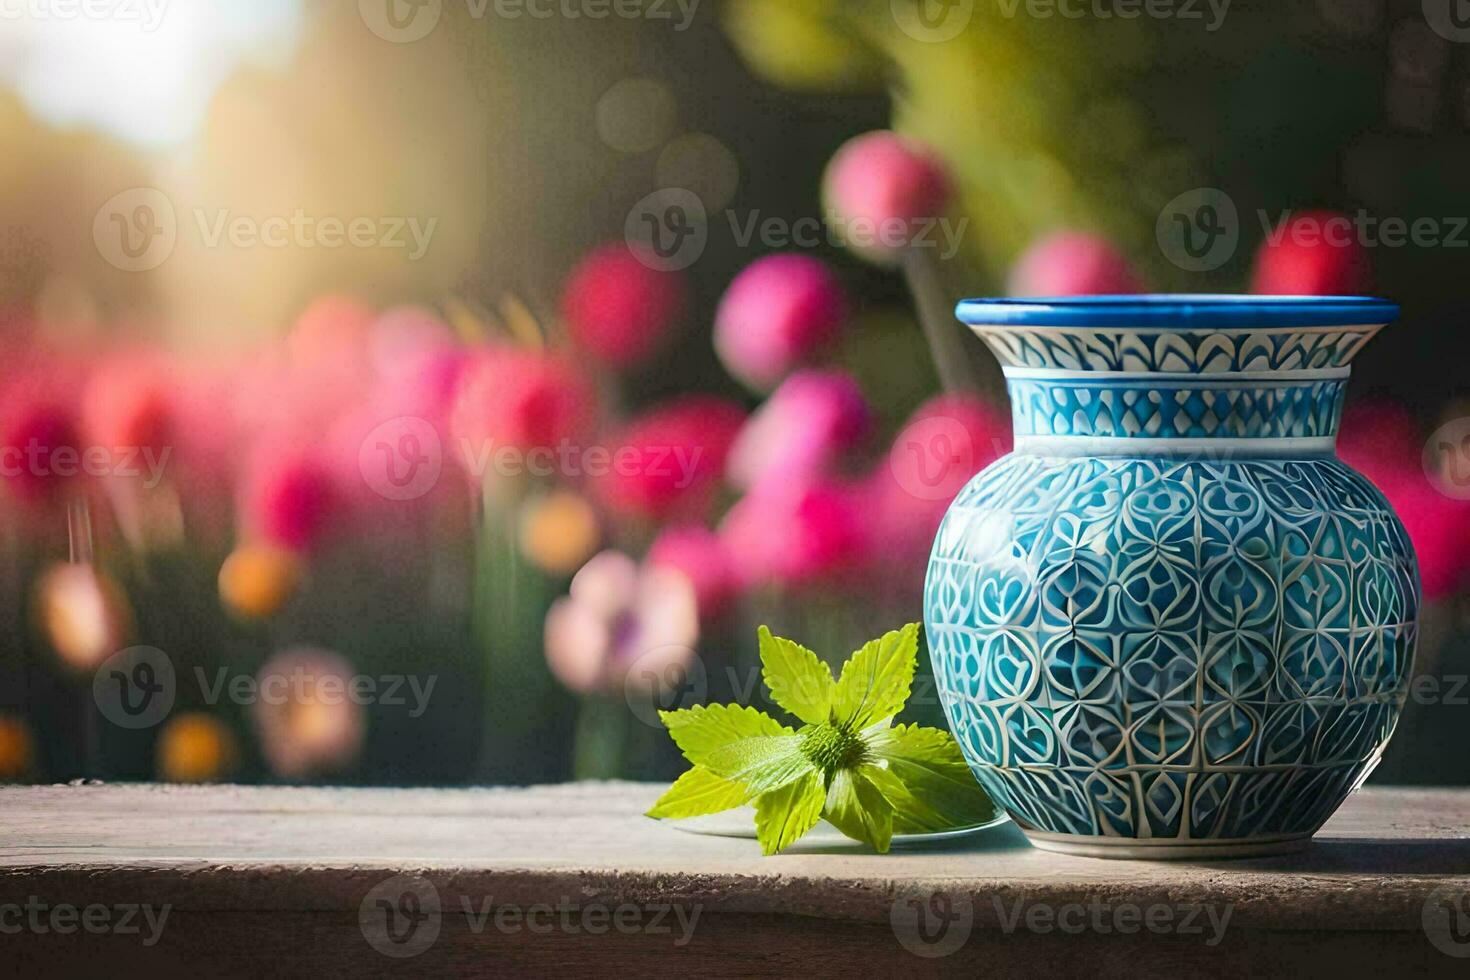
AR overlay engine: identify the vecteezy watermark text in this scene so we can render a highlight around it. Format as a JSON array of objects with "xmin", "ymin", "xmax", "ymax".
[
  {"xmin": 94, "ymin": 187, "xmax": 437, "ymax": 273},
  {"xmin": 92, "ymin": 646, "xmax": 437, "ymax": 730},
  {"xmin": 1, "ymin": 441, "xmax": 171, "ymax": 489},
  {"xmin": 358, "ymin": 0, "xmax": 698, "ymax": 43},
  {"xmin": 0, "ymin": 0, "xmax": 169, "ymax": 30},
  {"xmin": 0, "ymin": 898, "xmax": 170, "ymax": 947},
  {"xmin": 359, "ymin": 875, "xmax": 700, "ymax": 959}
]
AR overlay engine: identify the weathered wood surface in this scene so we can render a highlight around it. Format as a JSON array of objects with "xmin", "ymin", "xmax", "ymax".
[{"xmin": 1, "ymin": 782, "xmax": 1467, "ymax": 977}]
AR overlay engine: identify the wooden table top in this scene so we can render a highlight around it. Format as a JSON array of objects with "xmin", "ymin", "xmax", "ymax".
[{"xmin": 2, "ymin": 782, "xmax": 1468, "ymax": 976}]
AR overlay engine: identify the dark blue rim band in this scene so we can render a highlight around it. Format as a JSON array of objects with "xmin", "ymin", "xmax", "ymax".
[{"xmin": 956, "ymin": 295, "xmax": 1400, "ymax": 329}]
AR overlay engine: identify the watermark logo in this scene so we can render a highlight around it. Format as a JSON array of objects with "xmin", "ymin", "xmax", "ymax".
[
  {"xmin": 94, "ymin": 189, "xmax": 437, "ymax": 271},
  {"xmin": 360, "ymin": 416, "xmax": 443, "ymax": 501},
  {"xmin": 994, "ymin": 896, "xmax": 1232, "ymax": 944},
  {"xmin": 623, "ymin": 645, "xmax": 707, "ymax": 728},
  {"xmin": 92, "ymin": 647, "xmax": 436, "ymax": 730},
  {"xmin": 93, "ymin": 188, "xmax": 176, "ymax": 273},
  {"xmin": 359, "ymin": 0, "xmax": 443, "ymax": 43},
  {"xmin": 992, "ymin": 0, "xmax": 1230, "ymax": 30},
  {"xmin": 1424, "ymin": 0, "xmax": 1470, "ymax": 43},
  {"xmin": 360, "ymin": 875, "xmax": 442, "ymax": 959},
  {"xmin": 892, "ymin": 0, "xmax": 975, "ymax": 43},
  {"xmin": 1423, "ymin": 883, "xmax": 1470, "ymax": 957},
  {"xmin": 1424, "ymin": 417, "xmax": 1470, "ymax": 500},
  {"xmin": 1157, "ymin": 187, "xmax": 1239, "ymax": 272},
  {"xmin": 891, "ymin": 890, "xmax": 973, "ymax": 958},
  {"xmin": 93, "ymin": 646, "xmax": 175, "ymax": 730},
  {"xmin": 625, "ymin": 188, "xmax": 708, "ymax": 272}
]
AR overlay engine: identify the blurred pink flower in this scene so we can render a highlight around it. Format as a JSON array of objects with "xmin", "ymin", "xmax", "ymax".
[
  {"xmin": 715, "ymin": 254, "xmax": 848, "ymax": 391},
  {"xmin": 1008, "ymin": 231, "xmax": 1143, "ymax": 296},
  {"xmin": 80, "ymin": 353, "xmax": 176, "ymax": 460},
  {"xmin": 544, "ymin": 550, "xmax": 698, "ymax": 695},
  {"xmin": 822, "ymin": 130, "xmax": 953, "ymax": 264},
  {"xmin": 0, "ymin": 379, "xmax": 83, "ymax": 508},
  {"xmin": 595, "ymin": 395, "xmax": 745, "ymax": 521},
  {"xmin": 870, "ymin": 393, "xmax": 1013, "ymax": 574},
  {"xmin": 450, "ymin": 347, "xmax": 598, "ymax": 473},
  {"xmin": 368, "ymin": 305, "xmax": 458, "ymax": 381},
  {"xmin": 720, "ymin": 481, "xmax": 870, "ymax": 589},
  {"xmin": 648, "ymin": 524, "xmax": 741, "ymax": 619},
  {"xmin": 287, "ymin": 293, "xmax": 377, "ymax": 374},
  {"xmin": 240, "ymin": 449, "xmax": 338, "ymax": 553},
  {"xmin": 1252, "ymin": 210, "xmax": 1373, "ymax": 295},
  {"xmin": 561, "ymin": 243, "xmax": 687, "ymax": 368},
  {"xmin": 252, "ymin": 648, "xmax": 366, "ymax": 780},
  {"xmin": 727, "ymin": 369, "xmax": 872, "ymax": 492},
  {"xmin": 1339, "ymin": 400, "xmax": 1470, "ymax": 600}
]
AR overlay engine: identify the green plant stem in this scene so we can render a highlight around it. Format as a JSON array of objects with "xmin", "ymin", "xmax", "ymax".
[{"xmin": 571, "ymin": 695, "xmax": 628, "ymax": 780}]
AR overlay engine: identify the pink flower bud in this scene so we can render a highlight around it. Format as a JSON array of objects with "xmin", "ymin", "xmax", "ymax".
[
  {"xmin": 1251, "ymin": 210, "xmax": 1373, "ymax": 295},
  {"xmin": 450, "ymin": 347, "xmax": 598, "ymax": 473},
  {"xmin": 872, "ymin": 393, "xmax": 1012, "ymax": 572},
  {"xmin": 823, "ymin": 131, "xmax": 952, "ymax": 263},
  {"xmin": 715, "ymin": 254, "xmax": 848, "ymax": 391},
  {"xmin": 720, "ymin": 482, "xmax": 869, "ymax": 589},
  {"xmin": 596, "ymin": 395, "xmax": 746, "ymax": 520},
  {"xmin": 240, "ymin": 450, "xmax": 338, "ymax": 552},
  {"xmin": 0, "ymin": 381, "xmax": 82, "ymax": 507},
  {"xmin": 1008, "ymin": 231, "xmax": 1143, "ymax": 296},
  {"xmin": 648, "ymin": 524, "xmax": 741, "ymax": 618},
  {"xmin": 81, "ymin": 353, "xmax": 175, "ymax": 461},
  {"xmin": 561, "ymin": 243, "xmax": 687, "ymax": 368},
  {"xmin": 727, "ymin": 369, "xmax": 872, "ymax": 492}
]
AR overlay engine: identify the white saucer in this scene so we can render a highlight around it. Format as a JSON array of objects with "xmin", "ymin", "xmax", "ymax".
[{"xmin": 669, "ymin": 807, "xmax": 1010, "ymax": 845}]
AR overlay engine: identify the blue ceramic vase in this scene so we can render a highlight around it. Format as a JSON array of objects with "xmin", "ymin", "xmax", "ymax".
[{"xmin": 924, "ymin": 296, "xmax": 1419, "ymax": 858}]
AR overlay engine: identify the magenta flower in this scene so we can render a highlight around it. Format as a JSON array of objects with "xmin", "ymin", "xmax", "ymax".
[
  {"xmin": 1008, "ymin": 231, "xmax": 1143, "ymax": 296},
  {"xmin": 240, "ymin": 448, "xmax": 338, "ymax": 553},
  {"xmin": 450, "ymin": 347, "xmax": 598, "ymax": 474},
  {"xmin": 726, "ymin": 369, "xmax": 872, "ymax": 493},
  {"xmin": 719, "ymin": 481, "xmax": 870, "ymax": 589},
  {"xmin": 0, "ymin": 379, "xmax": 83, "ymax": 509},
  {"xmin": 648, "ymin": 524, "xmax": 741, "ymax": 619},
  {"xmin": 561, "ymin": 243, "xmax": 687, "ymax": 369},
  {"xmin": 543, "ymin": 550, "xmax": 699, "ymax": 695},
  {"xmin": 251, "ymin": 648, "xmax": 366, "ymax": 780},
  {"xmin": 595, "ymin": 395, "xmax": 745, "ymax": 521},
  {"xmin": 822, "ymin": 130, "xmax": 953, "ymax": 264},
  {"xmin": 715, "ymin": 254, "xmax": 848, "ymax": 391},
  {"xmin": 1251, "ymin": 210, "xmax": 1373, "ymax": 295}
]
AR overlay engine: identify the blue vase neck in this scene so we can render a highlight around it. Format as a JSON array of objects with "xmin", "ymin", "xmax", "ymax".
[{"xmin": 972, "ymin": 324, "xmax": 1383, "ymax": 456}]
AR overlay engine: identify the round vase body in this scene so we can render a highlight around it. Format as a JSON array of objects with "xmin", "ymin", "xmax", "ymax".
[{"xmin": 924, "ymin": 297, "xmax": 1419, "ymax": 859}]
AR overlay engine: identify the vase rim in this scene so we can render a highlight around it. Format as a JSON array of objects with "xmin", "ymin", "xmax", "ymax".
[{"xmin": 956, "ymin": 294, "xmax": 1399, "ymax": 329}]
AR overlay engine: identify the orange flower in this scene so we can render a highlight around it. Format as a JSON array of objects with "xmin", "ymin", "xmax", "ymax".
[
  {"xmin": 0, "ymin": 715, "xmax": 35, "ymax": 781},
  {"xmin": 518, "ymin": 490, "xmax": 601, "ymax": 576},
  {"xmin": 157, "ymin": 713, "xmax": 237, "ymax": 783},
  {"xmin": 218, "ymin": 544, "xmax": 303, "ymax": 620}
]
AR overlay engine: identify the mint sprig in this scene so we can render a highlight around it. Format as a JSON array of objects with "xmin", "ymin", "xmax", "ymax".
[{"xmin": 646, "ymin": 623, "xmax": 998, "ymax": 855}]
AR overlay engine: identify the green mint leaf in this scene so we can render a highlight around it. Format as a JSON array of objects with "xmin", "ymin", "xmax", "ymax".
[
  {"xmin": 758, "ymin": 626, "xmax": 835, "ymax": 726},
  {"xmin": 702, "ymin": 735, "xmax": 815, "ymax": 796},
  {"xmin": 866, "ymin": 724, "xmax": 999, "ymax": 834},
  {"xmin": 831, "ymin": 622, "xmax": 920, "ymax": 731},
  {"xmin": 754, "ymin": 770, "xmax": 825, "ymax": 855},
  {"xmin": 645, "ymin": 766, "xmax": 748, "ymax": 820},
  {"xmin": 822, "ymin": 768, "xmax": 894, "ymax": 853},
  {"xmin": 659, "ymin": 704, "xmax": 792, "ymax": 767}
]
